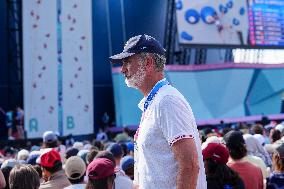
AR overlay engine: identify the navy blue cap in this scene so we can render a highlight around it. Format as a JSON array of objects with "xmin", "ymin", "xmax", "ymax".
[
  {"xmin": 120, "ymin": 155, "xmax": 134, "ymax": 171},
  {"xmin": 27, "ymin": 154, "xmax": 40, "ymax": 165},
  {"xmin": 106, "ymin": 143, "xmax": 123, "ymax": 158},
  {"xmin": 109, "ymin": 34, "xmax": 166, "ymax": 63},
  {"xmin": 126, "ymin": 142, "xmax": 134, "ymax": 152}
]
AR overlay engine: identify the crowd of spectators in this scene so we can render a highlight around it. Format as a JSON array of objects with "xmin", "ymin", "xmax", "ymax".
[
  {"xmin": 0, "ymin": 129, "xmax": 134, "ymax": 189},
  {"xmin": 200, "ymin": 120, "xmax": 284, "ymax": 189},
  {"xmin": 0, "ymin": 119, "xmax": 284, "ymax": 189}
]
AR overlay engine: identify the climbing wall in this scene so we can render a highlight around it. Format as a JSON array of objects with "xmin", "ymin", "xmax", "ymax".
[{"xmin": 23, "ymin": 0, "xmax": 93, "ymax": 138}]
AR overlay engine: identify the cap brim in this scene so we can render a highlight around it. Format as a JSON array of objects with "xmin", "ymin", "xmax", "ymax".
[{"xmin": 109, "ymin": 52, "xmax": 135, "ymax": 63}]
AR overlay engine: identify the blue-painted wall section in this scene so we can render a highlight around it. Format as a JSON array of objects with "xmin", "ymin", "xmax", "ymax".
[{"xmin": 112, "ymin": 67, "xmax": 284, "ymax": 127}]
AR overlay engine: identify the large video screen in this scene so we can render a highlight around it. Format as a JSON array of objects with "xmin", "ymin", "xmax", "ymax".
[{"xmin": 176, "ymin": 0, "xmax": 284, "ymax": 47}]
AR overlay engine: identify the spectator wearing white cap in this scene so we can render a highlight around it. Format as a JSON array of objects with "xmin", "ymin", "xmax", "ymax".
[
  {"xmin": 77, "ymin": 150, "xmax": 89, "ymax": 165},
  {"xmin": 17, "ymin": 149, "xmax": 29, "ymax": 162},
  {"xmin": 73, "ymin": 142, "xmax": 84, "ymax": 151},
  {"xmin": 42, "ymin": 131, "xmax": 58, "ymax": 149},
  {"xmin": 64, "ymin": 156, "xmax": 86, "ymax": 189}
]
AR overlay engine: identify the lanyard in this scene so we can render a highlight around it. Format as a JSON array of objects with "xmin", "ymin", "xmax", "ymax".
[
  {"xmin": 143, "ymin": 79, "xmax": 169, "ymax": 112},
  {"xmin": 134, "ymin": 79, "xmax": 169, "ymax": 141}
]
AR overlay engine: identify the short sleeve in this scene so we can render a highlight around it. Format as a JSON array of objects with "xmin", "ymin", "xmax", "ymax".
[{"xmin": 158, "ymin": 95, "xmax": 196, "ymax": 146}]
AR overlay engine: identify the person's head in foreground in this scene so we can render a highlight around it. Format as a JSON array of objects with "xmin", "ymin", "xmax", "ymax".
[
  {"xmin": 223, "ymin": 131, "xmax": 247, "ymax": 160},
  {"xmin": 86, "ymin": 158, "xmax": 116, "ymax": 189},
  {"xmin": 65, "ymin": 156, "xmax": 86, "ymax": 184},
  {"xmin": 202, "ymin": 143, "xmax": 244, "ymax": 189},
  {"xmin": 40, "ymin": 149, "xmax": 62, "ymax": 181},
  {"xmin": 42, "ymin": 131, "xmax": 58, "ymax": 148},
  {"xmin": 9, "ymin": 164, "xmax": 40, "ymax": 189}
]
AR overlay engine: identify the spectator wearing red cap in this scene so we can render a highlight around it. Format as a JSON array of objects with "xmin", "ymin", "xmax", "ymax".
[
  {"xmin": 39, "ymin": 149, "xmax": 71, "ymax": 189},
  {"xmin": 224, "ymin": 131, "xmax": 263, "ymax": 189},
  {"xmin": 95, "ymin": 150, "xmax": 133, "ymax": 189},
  {"xmin": 86, "ymin": 158, "xmax": 116, "ymax": 189},
  {"xmin": 203, "ymin": 143, "xmax": 244, "ymax": 189}
]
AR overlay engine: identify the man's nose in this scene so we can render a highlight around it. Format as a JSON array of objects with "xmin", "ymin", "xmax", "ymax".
[{"xmin": 121, "ymin": 64, "xmax": 127, "ymax": 74}]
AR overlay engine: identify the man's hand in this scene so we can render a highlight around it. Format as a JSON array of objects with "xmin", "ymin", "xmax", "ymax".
[{"xmin": 172, "ymin": 138, "xmax": 199, "ymax": 189}]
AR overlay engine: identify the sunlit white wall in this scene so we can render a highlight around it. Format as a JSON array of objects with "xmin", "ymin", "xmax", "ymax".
[{"xmin": 233, "ymin": 49, "xmax": 284, "ymax": 64}]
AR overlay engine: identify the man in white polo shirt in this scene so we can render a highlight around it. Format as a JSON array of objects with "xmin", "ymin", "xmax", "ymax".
[{"xmin": 110, "ymin": 34, "xmax": 206, "ymax": 189}]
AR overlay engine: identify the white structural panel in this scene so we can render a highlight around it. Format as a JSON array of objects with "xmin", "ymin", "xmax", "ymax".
[
  {"xmin": 61, "ymin": 0, "xmax": 94, "ymax": 136},
  {"xmin": 23, "ymin": 0, "xmax": 93, "ymax": 138}
]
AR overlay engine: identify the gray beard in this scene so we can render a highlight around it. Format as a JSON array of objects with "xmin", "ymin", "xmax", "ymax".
[{"xmin": 125, "ymin": 65, "xmax": 146, "ymax": 89}]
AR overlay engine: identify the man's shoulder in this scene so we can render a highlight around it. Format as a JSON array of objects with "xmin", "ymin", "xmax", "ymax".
[
  {"xmin": 157, "ymin": 85, "xmax": 184, "ymax": 102},
  {"xmin": 157, "ymin": 86, "xmax": 190, "ymax": 110},
  {"xmin": 159, "ymin": 84, "xmax": 180, "ymax": 96}
]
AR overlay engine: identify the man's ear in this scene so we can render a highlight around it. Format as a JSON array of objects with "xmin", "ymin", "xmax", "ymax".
[{"xmin": 145, "ymin": 55, "xmax": 155, "ymax": 71}]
